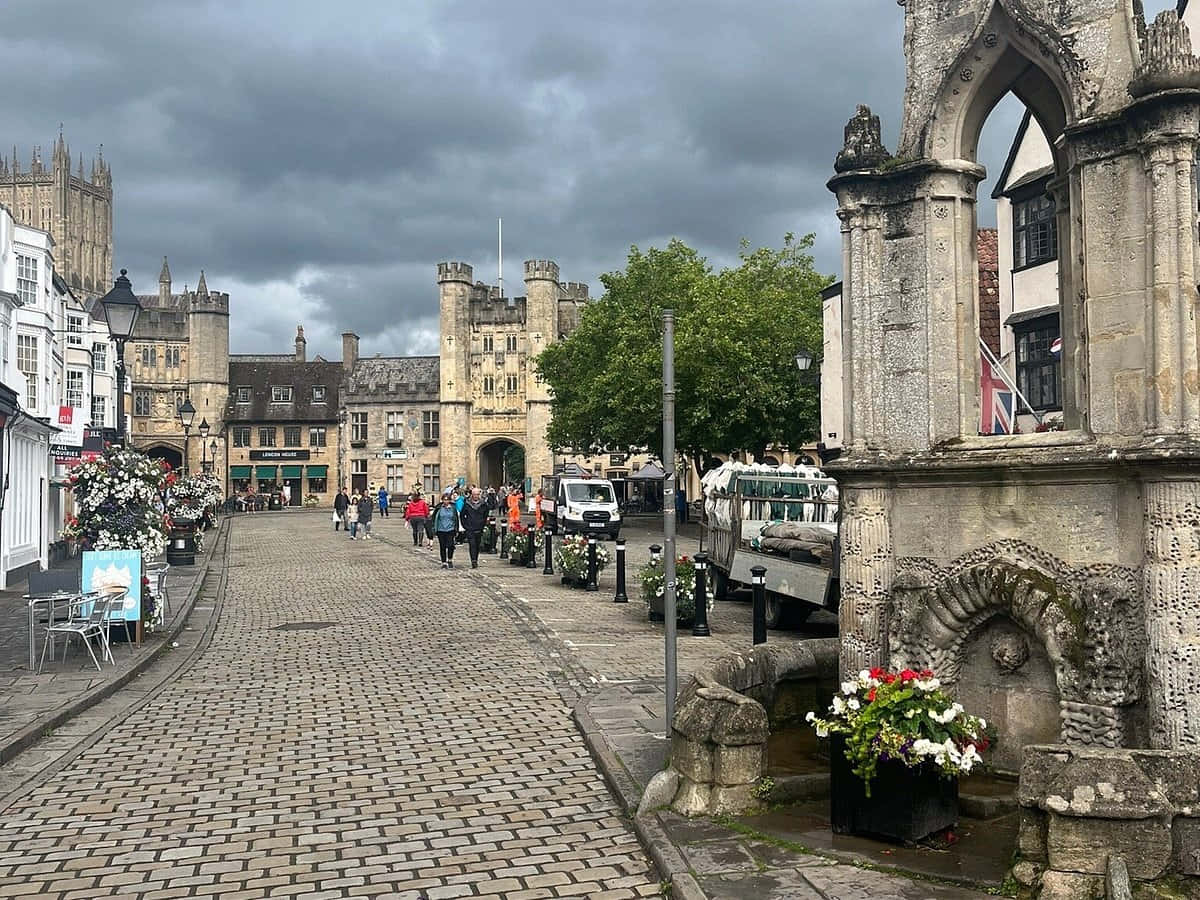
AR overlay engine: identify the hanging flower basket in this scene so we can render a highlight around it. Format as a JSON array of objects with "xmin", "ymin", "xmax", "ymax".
[{"xmin": 62, "ymin": 448, "xmax": 169, "ymax": 558}]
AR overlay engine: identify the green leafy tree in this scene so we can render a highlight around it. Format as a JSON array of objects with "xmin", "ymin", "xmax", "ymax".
[{"xmin": 536, "ymin": 235, "xmax": 830, "ymax": 472}]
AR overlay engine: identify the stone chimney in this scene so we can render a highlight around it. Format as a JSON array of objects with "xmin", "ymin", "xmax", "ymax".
[
  {"xmin": 342, "ymin": 332, "xmax": 359, "ymax": 372},
  {"xmin": 295, "ymin": 325, "xmax": 307, "ymax": 363}
]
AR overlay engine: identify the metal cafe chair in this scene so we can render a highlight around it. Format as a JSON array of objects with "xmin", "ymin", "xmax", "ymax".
[
  {"xmin": 38, "ymin": 591, "xmax": 115, "ymax": 673},
  {"xmin": 101, "ymin": 588, "xmax": 136, "ymax": 651}
]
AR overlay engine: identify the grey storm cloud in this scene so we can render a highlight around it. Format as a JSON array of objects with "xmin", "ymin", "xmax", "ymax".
[{"xmin": 0, "ymin": 0, "xmax": 1181, "ymax": 360}]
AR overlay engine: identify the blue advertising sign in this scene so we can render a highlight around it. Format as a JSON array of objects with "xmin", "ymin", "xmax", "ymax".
[{"xmin": 81, "ymin": 550, "xmax": 142, "ymax": 623}]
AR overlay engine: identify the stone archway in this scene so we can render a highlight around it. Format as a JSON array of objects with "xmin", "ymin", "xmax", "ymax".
[
  {"xmin": 889, "ymin": 546, "xmax": 1144, "ymax": 764},
  {"xmin": 144, "ymin": 444, "xmax": 182, "ymax": 474},
  {"xmin": 477, "ymin": 439, "xmax": 523, "ymax": 490}
]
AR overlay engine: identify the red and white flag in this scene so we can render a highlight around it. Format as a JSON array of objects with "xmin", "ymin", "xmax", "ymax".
[{"xmin": 980, "ymin": 351, "xmax": 1014, "ymax": 435}]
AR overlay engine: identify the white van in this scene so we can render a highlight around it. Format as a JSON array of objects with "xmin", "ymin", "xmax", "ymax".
[{"xmin": 540, "ymin": 475, "xmax": 622, "ymax": 539}]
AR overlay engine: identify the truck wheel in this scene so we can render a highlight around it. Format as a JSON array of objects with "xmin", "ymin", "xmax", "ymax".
[
  {"xmin": 713, "ymin": 570, "xmax": 731, "ymax": 602},
  {"xmin": 764, "ymin": 593, "xmax": 786, "ymax": 629}
]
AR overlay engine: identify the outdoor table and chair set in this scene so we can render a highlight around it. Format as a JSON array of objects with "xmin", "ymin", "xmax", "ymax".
[{"xmin": 23, "ymin": 562, "xmax": 171, "ymax": 673}]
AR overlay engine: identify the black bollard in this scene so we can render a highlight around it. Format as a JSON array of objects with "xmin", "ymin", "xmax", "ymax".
[
  {"xmin": 692, "ymin": 551, "xmax": 711, "ymax": 637},
  {"xmin": 526, "ymin": 530, "xmax": 538, "ymax": 568},
  {"xmin": 751, "ymin": 565, "xmax": 767, "ymax": 645},
  {"xmin": 542, "ymin": 528, "xmax": 554, "ymax": 575},
  {"xmin": 499, "ymin": 522, "xmax": 508, "ymax": 559},
  {"xmin": 586, "ymin": 536, "xmax": 599, "ymax": 592},
  {"xmin": 613, "ymin": 539, "xmax": 628, "ymax": 603}
]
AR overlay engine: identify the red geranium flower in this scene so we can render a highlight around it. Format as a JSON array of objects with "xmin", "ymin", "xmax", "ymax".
[
  {"xmin": 900, "ymin": 669, "xmax": 918, "ymax": 682},
  {"xmin": 867, "ymin": 687, "xmax": 877, "ymax": 702}
]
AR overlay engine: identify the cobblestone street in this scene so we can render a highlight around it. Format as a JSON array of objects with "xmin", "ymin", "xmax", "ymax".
[{"xmin": 0, "ymin": 513, "xmax": 661, "ymax": 899}]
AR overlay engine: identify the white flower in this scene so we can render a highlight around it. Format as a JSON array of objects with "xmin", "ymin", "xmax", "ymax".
[
  {"xmin": 805, "ymin": 711, "xmax": 816, "ymax": 723},
  {"xmin": 840, "ymin": 681, "xmax": 859, "ymax": 696},
  {"xmin": 846, "ymin": 698, "xmax": 860, "ymax": 711},
  {"xmin": 831, "ymin": 696, "xmax": 847, "ymax": 716},
  {"xmin": 815, "ymin": 723, "xmax": 829, "ymax": 738}
]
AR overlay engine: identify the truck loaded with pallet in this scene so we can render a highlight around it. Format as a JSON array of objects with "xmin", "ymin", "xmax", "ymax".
[{"xmin": 701, "ymin": 462, "xmax": 839, "ymax": 629}]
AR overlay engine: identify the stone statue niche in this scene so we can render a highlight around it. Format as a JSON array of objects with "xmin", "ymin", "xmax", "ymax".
[{"xmin": 828, "ymin": 1, "xmax": 1200, "ymax": 893}]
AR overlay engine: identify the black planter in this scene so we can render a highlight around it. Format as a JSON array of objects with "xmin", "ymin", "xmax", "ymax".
[
  {"xmin": 829, "ymin": 734, "xmax": 958, "ymax": 843},
  {"xmin": 561, "ymin": 572, "xmax": 587, "ymax": 588}
]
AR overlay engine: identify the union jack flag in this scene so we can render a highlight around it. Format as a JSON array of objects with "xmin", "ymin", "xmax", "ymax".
[{"xmin": 980, "ymin": 350, "xmax": 1014, "ymax": 435}]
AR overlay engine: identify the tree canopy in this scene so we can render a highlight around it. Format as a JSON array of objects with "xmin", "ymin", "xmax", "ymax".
[{"xmin": 536, "ymin": 234, "xmax": 830, "ymax": 469}]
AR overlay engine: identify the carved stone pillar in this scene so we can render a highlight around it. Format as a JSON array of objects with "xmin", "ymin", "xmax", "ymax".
[
  {"xmin": 1143, "ymin": 480, "xmax": 1200, "ymax": 749},
  {"xmin": 838, "ymin": 204, "xmax": 884, "ymax": 452},
  {"xmin": 1142, "ymin": 139, "xmax": 1200, "ymax": 435},
  {"xmin": 838, "ymin": 486, "xmax": 894, "ymax": 677}
]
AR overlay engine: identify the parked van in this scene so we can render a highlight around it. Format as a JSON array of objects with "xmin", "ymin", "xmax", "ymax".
[{"xmin": 540, "ymin": 475, "xmax": 622, "ymax": 539}]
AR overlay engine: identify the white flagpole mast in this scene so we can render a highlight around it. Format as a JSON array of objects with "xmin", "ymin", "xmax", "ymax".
[
  {"xmin": 978, "ymin": 337, "xmax": 1042, "ymax": 426},
  {"xmin": 498, "ymin": 218, "xmax": 503, "ymax": 299}
]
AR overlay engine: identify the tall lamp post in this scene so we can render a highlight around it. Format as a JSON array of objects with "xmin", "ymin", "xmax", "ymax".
[
  {"xmin": 198, "ymin": 418, "xmax": 210, "ymax": 473},
  {"xmin": 98, "ymin": 270, "xmax": 142, "ymax": 448},
  {"xmin": 207, "ymin": 438, "xmax": 217, "ymax": 475},
  {"xmin": 177, "ymin": 399, "xmax": 196, "ymax": 475},
  {"xmin": 795, "ymin": 349, "xmax": 821, "ymax": 461}
]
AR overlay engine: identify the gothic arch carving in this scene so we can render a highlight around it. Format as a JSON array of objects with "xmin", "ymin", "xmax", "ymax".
[
  {"xmin": 924, "ymin": 2, "xmax": 1076, "ymax": 169},
  {"xmin": 889, "ymin": 543, "xmax": 1144, "ymax": 747}
]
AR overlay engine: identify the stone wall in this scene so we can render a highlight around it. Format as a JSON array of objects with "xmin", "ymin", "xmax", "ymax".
[{"xmin": 1017, "ymin": 745, "xmax": 1200, "ymax": 897}]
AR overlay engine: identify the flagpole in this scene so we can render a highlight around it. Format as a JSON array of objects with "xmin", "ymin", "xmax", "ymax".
[{"xmin": 979, "ymin": 337, "xmax": 1043, "ymax": 426}]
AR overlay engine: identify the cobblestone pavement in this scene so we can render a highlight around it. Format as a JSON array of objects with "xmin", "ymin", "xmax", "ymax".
[{"xmin": 0, "ymin": 513, "xmax": 661, "ymax": 899}]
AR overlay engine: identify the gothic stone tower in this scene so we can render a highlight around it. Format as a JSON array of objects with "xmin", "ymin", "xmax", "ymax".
[
  {"xmin": 129, "ymin": 262, "xmax": 229, "ymax": 473},
  {"xmin": 437, "ymin": 259, "xmax": 587, "ymax": 487},
  {"xmin": 830, "ymin": 1, "xmax": 1200, "ymax": 889},
  {"xmin": 1, "ymin": 134, "xmax": 112, "ymax": 297}
]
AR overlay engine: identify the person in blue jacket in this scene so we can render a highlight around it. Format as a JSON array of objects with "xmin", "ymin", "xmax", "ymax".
[{"xmin": 377, "ymin": 485, "xmax": 390, "ymax": 517}]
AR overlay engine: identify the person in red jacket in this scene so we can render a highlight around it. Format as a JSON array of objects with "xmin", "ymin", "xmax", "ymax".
[{"xmin": 405, "ymin": 491, "xmax": 430, "ymax": 547}]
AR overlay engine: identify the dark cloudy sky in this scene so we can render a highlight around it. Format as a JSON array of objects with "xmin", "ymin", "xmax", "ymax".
[{"xmin": 2, "ymin": 0, "xmax": 1180, "ymax": 360}]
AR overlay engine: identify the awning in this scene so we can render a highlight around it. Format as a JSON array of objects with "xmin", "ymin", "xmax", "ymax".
[
  {"xmin": 1005, "ymin": 304, "xmax": 1059, "ymax": 327},
  {"xmin": 230, "ymin": 466, "xmax": 252, "ymax": 479},
  {"xmin": 306, "ymin": 465, "xmax": 328, "ymax": 477},
  {"xmin": 630, "ymin": 462, "xmax": 667, "ymax": 480},
  {"xmin": 255, "ymin": 465, "xmax": 277, "ymax": 479},
  {"xmin": 281, "ymin": 465, "xmax": 303, "ymax": 479}
]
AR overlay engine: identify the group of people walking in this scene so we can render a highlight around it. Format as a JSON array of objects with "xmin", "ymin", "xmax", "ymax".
[
  {"xmin": 332, "ymin": 488, "xmax": 379, "ymax": 540},
  {"xmin": 331, "ymin": 481, "xmax": 525, "ymax": 569}
]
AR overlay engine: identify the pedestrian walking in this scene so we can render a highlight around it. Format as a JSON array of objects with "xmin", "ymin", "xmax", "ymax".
[
  {"xmin": 378, "ymin": 486, "xmax": 390, "ymax": 517},
  {"xmin": 405, "ymin": 491, "xmax": 429, "ymax": 547},
  {"xmin": 357, "ymin": 493, "xmax": 374, "ymax": 539},
  {"xmin": 281, "ymin": 483, "xmax": 291, "ymax": 509},
  {"xmin": 461, "ymin": 486, "xmax": 493, "ymax": 569},
  {"xmin": 534, "ymin": 488, "xmax": 544, "ymax": 533},
  {"xmin": 333, "ymin": 487, "xmax": 349, "ymax": 531},
  {"xmin": 346, "ymin": 500, "xmax": 359, "ymax": 539},
  {"xmin": 433, "ymin": 491, "xmax": 461, "ymax": 568}
]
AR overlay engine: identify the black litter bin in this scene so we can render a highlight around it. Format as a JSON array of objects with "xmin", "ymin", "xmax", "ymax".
[
  {"xmin": 166, "ymin": 522, "xmax": 197, "ymax": 566},
  {"xmin": 268, "ymin": 493, "xmax": 282, "ymax": 511}
]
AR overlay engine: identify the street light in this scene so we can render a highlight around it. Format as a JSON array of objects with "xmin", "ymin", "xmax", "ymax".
[
  {"xmin": 207, "ymin": 439, "xmax": 218, "ymax": 474},
  {"xmin": 794, "ymin": 349, "xmax": 815, "ymax": 373},
  {"xmin": 98, "ymin": 269, "xmax": 142, "ymax": 447},
  {"xmin": 177, "ymin": 398, "xmax": 196, "ymax": 475}
]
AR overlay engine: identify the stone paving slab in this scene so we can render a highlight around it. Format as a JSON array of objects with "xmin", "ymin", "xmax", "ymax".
[{"xmin": 0, "ymin": 522, "xmax": 224, "ymax": 765}]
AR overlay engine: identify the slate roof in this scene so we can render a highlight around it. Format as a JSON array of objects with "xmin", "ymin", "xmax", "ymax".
[
  {"xmin": 344, "ymin": 356, "xmax": 439, "ymax": 402},
  {"xmin": 226, "ymin": 357, "xmax": 342, "ymax": 423}
]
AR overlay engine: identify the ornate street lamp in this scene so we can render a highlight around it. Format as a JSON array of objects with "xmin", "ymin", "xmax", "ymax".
[
  {"xmin": 98, "ymin": 269, "xmax": 142, "ymax": 447},
  {"xmin": 199, "ymin": 418, "xmax": 210, "ymax": 472},
  {"xmin": 177, "ymin": 398, "xmax": 196, "ymax": 475},
  {"xmin": 208, "ymin": 438, "xmax": 218, "ymax": 474},
  {"xmin": 794, "ymin": 349, "xmax": 815, "ymax": 373}
]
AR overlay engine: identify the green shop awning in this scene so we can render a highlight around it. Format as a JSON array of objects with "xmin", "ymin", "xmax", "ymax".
[
  {"xmin": 281, "ymin": 465, "xmax": 303, "ymax": 479},
  {"xmin": 306, "ymin": 465, "xmax": 328, "ymax": 477},
  {"xmin": 230, "ymin": 466, "xmax": 252, "ymax": 479},
  {"xmin": 255, "ymin": 465, "xmax": 277, "ymax": 479}
]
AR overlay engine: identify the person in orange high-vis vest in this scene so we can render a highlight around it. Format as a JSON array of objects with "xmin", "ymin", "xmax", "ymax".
[
  {"xmin": 507, "ymin": 488, "xmax": 523, "ymax": 530},
  {"xmin": 534, "ymin": 489, "xmax": 544, "ymax": 532}
]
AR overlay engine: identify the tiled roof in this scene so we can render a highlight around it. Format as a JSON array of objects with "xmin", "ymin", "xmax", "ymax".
[
  {"xmin": 345, "ymin": 356, "xmax": 439, "ymax": 402},
  {"xmin": 226, "ymin": 359, "xmax": 342, "ymax": 423},
  {"xmin": 978, "ymin": 228, "xmax": 1001, "ymax": 356}
]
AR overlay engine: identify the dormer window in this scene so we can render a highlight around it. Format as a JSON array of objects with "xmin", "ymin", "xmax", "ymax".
[
  {"xmin": 237, "ymin": 386, "xmax": 251, "ymax": 404},
  {"xmin": 271, "ymin": 385, "xmax": 293, "ymax": 403},
  {"xmin": 312, "ymin": 385, "xmax": 326, "ymax": 403}
]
